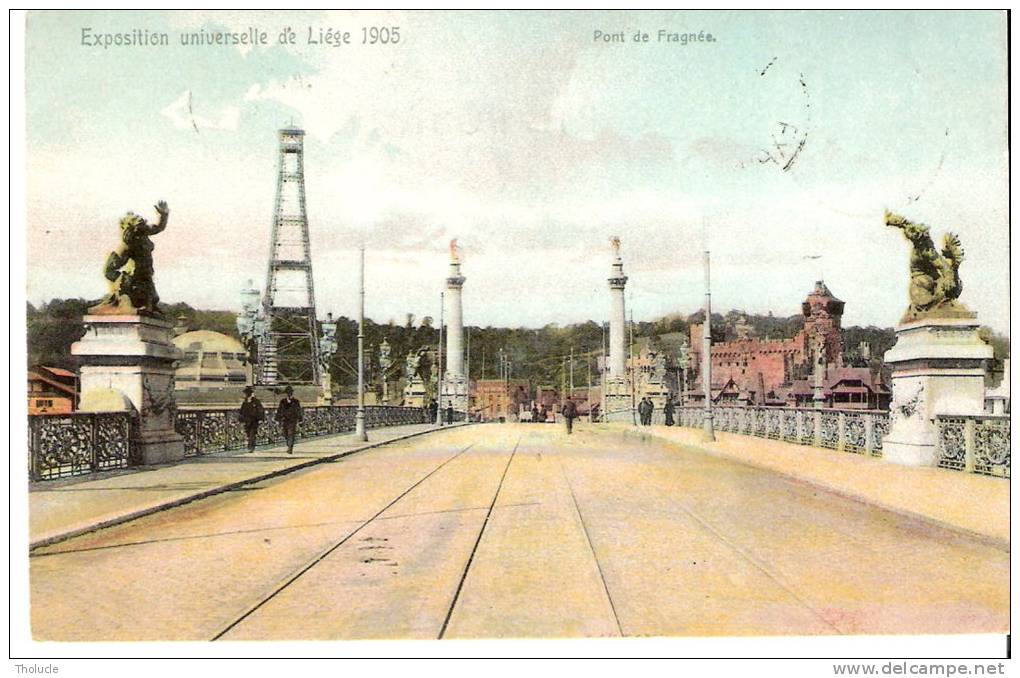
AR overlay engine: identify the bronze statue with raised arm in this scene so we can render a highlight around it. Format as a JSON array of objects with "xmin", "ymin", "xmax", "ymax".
[{"xmin": 91, "ymin": 200, "xmax": 170, "ymax": 315}]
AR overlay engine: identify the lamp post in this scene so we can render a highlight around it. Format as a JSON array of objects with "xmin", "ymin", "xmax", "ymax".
[
  {"xmin": 601, "ymin": 322, "xmax": 607, "ymax": 422},
  {"xmin": 236, "ymin": 279, "xmax": 263, "ymax": 386},
  {"xmin": 677, "ymin": 340, "xmax": 689, "ymax": 407},
  {"xmin": 355, "ymin": 246, "xmax": 367, "ymax": 441},
  {"xmin": 436, "ymin": 291, "xmax": 444, "ymax": 426},
  {"xmin": 379, "ymin": 338, "xmax": 392, "ymax": 405},
  {"xmin": 702, "ymin": 250, "xmax": 715, "ymax": 442},
  {"xmin": 629, "ymin": 308, "xmax": 637, "ymax": 427}
]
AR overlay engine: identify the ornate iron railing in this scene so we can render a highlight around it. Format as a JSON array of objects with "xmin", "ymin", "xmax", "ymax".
[
  {"xmin": 936, "ymin": 414, "xmax": 1010, "ymax": 479},
  {"xmin": 176, "ymin": 405, "xmax": 432, "ymax": 456},
  {"xmin": 28, "ymin": 412, "xmax": 134, "ymax": 481},
  {"xmin": 664, "ymin": 406, "xmax": 1007, "ymax": 478},
  {"xmin": 28, "ymin": 405, "xmax": 433, "ymax": 480},
  {"xmin": 670, "ymin": 405, "xmax": 890, "ymax": 458}
]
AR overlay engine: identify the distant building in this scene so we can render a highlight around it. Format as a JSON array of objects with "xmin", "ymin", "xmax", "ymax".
[
  {"xmin": 173, "ymin": 330, "xmax": 249, "ymax": 389},
  {"xmin": 685, "ymin": 281, "xmax": 890, "ymax": 409},
  {"xmin": 27, "ymin": 366, "xmax": 77, "ymax": 414},
  {"xmin": 629, "ymin": 345, "xmax": 672, "ymax": 408},
  {"xmin": 783, "ymin": 367, "xmax": 890, "ymax": 410},
  {"xmin": 471, "ymin": 379, "xmax": 530, "ymax": 421}
]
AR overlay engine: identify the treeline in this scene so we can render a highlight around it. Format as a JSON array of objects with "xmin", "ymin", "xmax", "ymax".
[
  {"xmin": 26, "ymin": 299, "xmax": 1009, "ymax": 390},
  {"xmin": 26, "ymin": 299, "xmax": 240, "ymax": 370}
]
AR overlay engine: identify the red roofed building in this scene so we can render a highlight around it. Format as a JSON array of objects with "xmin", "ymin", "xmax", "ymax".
[
  {"xmin": 28, "ymin": 366, "xmax": 78, "ymax": 414},
  {"xmin": 685, "ymin": 281, "xmax": 888, "ymax": 409},
  {"xmin": 782, "ymin": 367, "xmax": 890, "ymax": 410}
]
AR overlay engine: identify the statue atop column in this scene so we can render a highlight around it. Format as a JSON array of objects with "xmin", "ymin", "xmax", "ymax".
[
  {"xmin": 885, "ymin": 211, "xmax": 971, "ymax": 322},
  {"xmin": 91, "ymin": 200, "xmax": 170, "ymax": 315}
]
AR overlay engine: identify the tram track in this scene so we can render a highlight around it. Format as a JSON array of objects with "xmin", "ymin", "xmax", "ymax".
[
  {"xmin": 211, "ymin": 441, "xmax": 477, "ymax": 641},
  {"xmin": 437, "ymin": 435, "xmax": 522, "ymax": 639}
]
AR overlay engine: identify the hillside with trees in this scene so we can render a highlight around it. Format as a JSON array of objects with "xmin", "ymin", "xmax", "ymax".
[{"xmin": 27, "ymin": 299, "xmax": 1008, "ymax": 392}]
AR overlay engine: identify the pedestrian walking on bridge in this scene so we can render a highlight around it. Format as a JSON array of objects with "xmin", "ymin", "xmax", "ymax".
[
  {"xmin": 277, "ymin": 386, "xmax": 303, "ymax": 454},
  {"xmin": 638, "ymin": 397, "xmax": 654, "ymax": 426},
  {"xmin": 562, "ymin": 396, "xmax": 578, "ymax": 434},
  {"xmin": 239, "ymin": 386, "xmax": 265, "ymax": 452},
  {"xmin": 664, "ymin": 397, "xmax": 676, "ymax": 427}
]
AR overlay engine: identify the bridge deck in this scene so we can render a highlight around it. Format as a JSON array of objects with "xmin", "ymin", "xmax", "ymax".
[{"xmin": 30, "ymin": 424, "xmax": 1008, "ymax": 640}]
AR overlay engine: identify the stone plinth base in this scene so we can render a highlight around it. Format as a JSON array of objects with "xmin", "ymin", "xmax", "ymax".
[
  {"xmin": 640, "ymin": 381, "xmax": 671, "ymax": 410},
  {"xmin": 603, "ymin": 377, "xmax": 633, "ymax": 418},
  {"xmin": 442, "ymin": 373, "xmax": 469, "ymax": 413},
  {"xmin": 403, "ymin": 377, "xmax": 427, "ymax": 408},
  {"xmin": 882, "ymin": 317, "xmax": 991, "ymax": 467},
  {"xmin": 72, "ymin": 314, "xmax": 185, "ymax": 466}
]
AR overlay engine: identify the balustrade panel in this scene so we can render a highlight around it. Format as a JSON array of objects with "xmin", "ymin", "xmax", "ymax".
[{"xmin": 29, "ymin": 412, "xmax": 132, "ymax": 480}]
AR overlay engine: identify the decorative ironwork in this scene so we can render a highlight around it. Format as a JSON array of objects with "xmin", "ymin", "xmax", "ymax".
[
  {"xmin": 800, "ymin": 411, "xmax": 815, "ymax": 445},
  {"xmin": 871, "ymin": 415, "xmax": 889, "ymax": 455},
  {"xmin": 29, "ymin": 412, "xmax": 133, "ymax": 481},
  {"xmin": 936, "ymin": 417, "xmax": 967, "ymax": 471},
  {"xmin": 175, "ymin": 405, "xmax": 429, "ymax": 456},
  {"xmin": 765, "ymin": 410, "xmax": 782, "ymax": 440},
  {"xmin": 819, "ymin": 412, "xmax": 839, "ymax": 449},
  {"xmin": 674, "ymin": 406, "xmax": 905, "ymax": 462},
  {"xmin": 843, "ymin": 413, "xmax": 867, "ymax": 453},
  {"xmin": 676, "ymin": 406, "xmax": 1010, "ymax": 480},
  {"xmin": 974, "ymin": 417, "xmax": 1010, "ymax": 478},
  {"xmin": 781, "ymin": 410, "xmax": 798, "ymax": 442}
]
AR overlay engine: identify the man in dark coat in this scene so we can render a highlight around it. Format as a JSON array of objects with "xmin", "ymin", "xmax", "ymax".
[
  {"xmin": 664, "ymin": 396, "xmax": 676, "ymax": 427},
  {"xmin": 428, "ymin": 398, "xmax": 438, "ymax": 424},
  {"xmin": 239, "ymin": 386, "xmax": 265, "ymax": 452},
  {"xmin": 562, "ymin": 396, "xmax": 578, "ymax": 434},
  {"xmin": 277, "ymin": 386, "xmax": 303, "ymax": 453},
  {"xmin": 531, "ymin": 404, "xmax": 540, "ymax": 424},
  {"xmin": 638, "ymin": 397, "xmax": 653, "ymax": 425},
  {"xmin": 446, "ymin": 403, "xmax": 454, "ymax": 425}
]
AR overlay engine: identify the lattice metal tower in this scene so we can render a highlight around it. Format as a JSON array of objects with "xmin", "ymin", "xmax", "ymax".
[{"xmin": 258, "ymin": 127, "xmax": 321, "ymax": 385}]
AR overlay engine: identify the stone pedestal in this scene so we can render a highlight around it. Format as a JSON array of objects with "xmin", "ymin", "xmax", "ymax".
[
  {"xmin": 72, "ymin": 314, "xmax": 185, "ymax": 465},
  {"xmin": 442, "ymin": 374, "xmax": 469, "ymax": 414},
  {"xmin": 403, "ymin": 376, "xmax": 427, "ymax": 407},
  {"xmin": 319, "ymin": 372, "xmax": 333, "ymax": 406},
  {"xmin": 604, "ymin": 376, "xmax": 632, "ymax": 415},
  {"xmin": 882, "ymin": 317, "xmax": 991, "ymax": 466}
]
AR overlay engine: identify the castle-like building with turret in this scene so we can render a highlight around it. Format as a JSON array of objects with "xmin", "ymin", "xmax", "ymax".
[{"xmin": 686, "ymin": 281, "xmax": 889, "ymax": 409}]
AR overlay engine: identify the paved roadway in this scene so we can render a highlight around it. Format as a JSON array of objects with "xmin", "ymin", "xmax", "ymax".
[{"xmin": 30, "ymin": 424, "xmax": 1008, "ymax": 640}]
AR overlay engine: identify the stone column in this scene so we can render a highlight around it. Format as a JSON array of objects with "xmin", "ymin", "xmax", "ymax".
[
  {"xmin": 442, "ymin": 257, "xmax": 468, "ymax": 413},
  {"xmin": 882, "ymin": 317, "xmax": 992, "ymax": 466},
  {"xmin": 72, "ymin": 314, "xmax": 185, "ymax": 465},
  {"xmin": 608, "ymin": 256, "xmax": 627, "ymax": 378},
  {"xmin": 605, "ymin": 238, "xmax": 631, "ymax": 414}
]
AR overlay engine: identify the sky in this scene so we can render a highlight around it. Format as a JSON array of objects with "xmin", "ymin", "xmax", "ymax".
[{"xmin": 23, "ymin": 10, "xmax": 1010, "ymax": 333}]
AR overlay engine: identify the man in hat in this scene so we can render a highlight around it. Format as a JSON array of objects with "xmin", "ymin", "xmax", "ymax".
[
  {"xmin": 562, "ymin": 395, "xmax": 578, "ymax": 434},
  {"xmin": 277, "ymin": 386, "xmax": 303, "ymax": 454},
  {"xmin": 238, "ymin": 386, "xmax": 265, "ymax": 453}
]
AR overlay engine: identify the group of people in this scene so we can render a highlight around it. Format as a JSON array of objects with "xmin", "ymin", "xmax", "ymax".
[
  {"xmin": 427, "ymin": 398, "xmax": 456, "ymax": 425},
  {"xmin": 529, "ymin": 404, "xmax": 550, "ymax": 424},
  {"xmin": 637, "ymin": 396, "xmax": 677, "ymax": 426},
  {"xmin": 238, "ymin": 385, "xmax": 303, "ymax": 454},
  {"xmin": 238, "ymin": 386, "xmax": 678, "ymax": 451}
]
